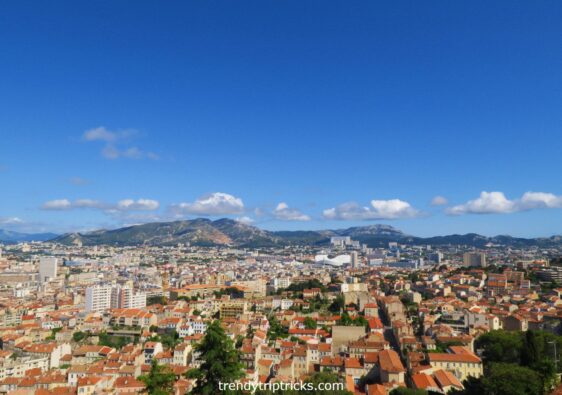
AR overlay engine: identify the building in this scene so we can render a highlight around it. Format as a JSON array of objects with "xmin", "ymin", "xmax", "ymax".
[
  {"xmin": 273, "ymin": 277, "xmax": 291, "ymax": 290},
  {"xmin": 350, "ymin": 252, "xmax": 360, "ymax": 269},
  {"xmin": 341, "ymin": 282, "xmax": 368, "ymax": 293},
  {"xmin": 463, "ymin": 253, "xmax": 487, "ymax": 268},
  {"xmin": 220, "ymin": 300, "xmax": 247, "ymax": 319},
  {"xmin": 538, "ymin": 267, "xmax": 562, "ymax": 284},
  {"xmin": 428, "ymin": 252, "xmax": 443, "ymax": 264},
  {"xmin": 331, "ymin": 326, "xmax": 366, "ymax": 355},
  {"xmin": 378, "ymin": 349, "xmax": 405, "ymax": 384},
  {"xmin": 105, "ymin": 308, "xmax": 157, "ymax": 328},
  {"xmin": 86, "ymin": 284, "xmax": 146, "ymax": 313},
  {"xmin": 428, "ymin": 346, "xmax": 483, "ymax": 381},
  {"xmin": 38, "ymin": 257, "xmax": 58, "ymax": 284},
  {"xmin": 85, "ymin": 285, "xmax": 112, "ymax": 313},
  {"xmin": 331, "ymin": 236, "xmax": 351, "ymax": 247},
  {"xmin": 111, "ymin": 285, "xmax": 147, "ymax": 309}
]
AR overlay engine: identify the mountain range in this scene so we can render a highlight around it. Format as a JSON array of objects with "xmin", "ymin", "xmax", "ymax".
[
  {"xmin": 45, "ymin": 218, "xmax": 562, "ymax": 248},
  {"xmin": 0, "ymin": 229, "xmax": 58, "ymax": 243}
]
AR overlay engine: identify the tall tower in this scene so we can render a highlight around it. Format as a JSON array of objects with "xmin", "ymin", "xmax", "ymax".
[
  {"xmin": 350, "ymin": 251, "xmax": 360, "ymax": 269},
  {"xmin": 162, "ymin": 271, "xmax": 170, "ymax": 291},
  {"xmin": 39, "ymin": 257, "xmax": 58, "ymax": 284}
]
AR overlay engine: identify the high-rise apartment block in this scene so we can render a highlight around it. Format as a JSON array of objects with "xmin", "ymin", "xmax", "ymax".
[
  {"xmin": 350, "ymin": 251, "xmax": 360, "ymax": 269},
  {"xmin": 463, "ymin": 252, "xmax": 487, "ymax": 268},
  {"xmin": 85, "ymin": 284, "xmax": 146, "ymax": 312},
  {"xmin": 39, "ymin": 257, "xmax": 58, "ymax": 284},
  {"xmin": 85, "ymin": 285, "xmax": 112, "ymax": 313}
]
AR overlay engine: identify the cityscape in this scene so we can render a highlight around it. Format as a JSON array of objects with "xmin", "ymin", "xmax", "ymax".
[
  {"xmin": 1, "ymin": 226, "xmax": 562, "ymax": 394},
  {"xmin": 2, "ymin": 1, "xmax": 562, "ymax": 395}
]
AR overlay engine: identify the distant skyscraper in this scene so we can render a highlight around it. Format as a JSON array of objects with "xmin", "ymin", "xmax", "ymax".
[
  {"xmin": 350, "ymin": 251, "xmax": 360, "ymax": 269},
  {"xmin": 331, "ymin": 236, "xmax": 351, "ymax": 247},
  {"xmin": 39, "ymin": 257, "xmax": 58, "ymax": 284},
  {"xmin": 463, "ymin": 252, "xmax": 487, "ymax": 268},
  {"xmin": 428, "ymin": 252, "xmax": 444, "ymax": 264}
]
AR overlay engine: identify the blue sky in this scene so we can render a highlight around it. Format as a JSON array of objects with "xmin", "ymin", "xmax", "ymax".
[{"xmin": 1, "ymin": 1, "xmax": 562, "ymax": 237}]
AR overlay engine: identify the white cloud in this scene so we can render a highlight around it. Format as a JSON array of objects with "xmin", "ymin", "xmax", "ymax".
[
  {"xmin": 446, "ymin": 191, "xmax": 562, "ymax": 215},
  {"xmin": 0, "ymin": 217, "xmax": 47, "ymax": 233},
  {"xmin": 41, "ymin": 198, "xmax": 159, "ymax": 212},
  {"xmin": 323, "ymin": 199, "xmax": 421, "ymax": 220},
  {"xmin": 171, "ymin": 192, "xmax": 244, "ymax": 216},
  {"xmin": 83, "ymin": 126, "xmax": 118, "ymax": 142},
  {"xmin": 117, "ymin": 199, "xmax": 160, "ymax": 211},
  {"xmin": 101, "ymin": 145, "xmax": 159, "ymax": 160},
  {"xmin": 236, "ymin": 216, "xmax": 255, "ymax": 225},
  {"xmin": 101, "ymin": 144, "xmax": 120, "ymax": 159},
  {"xmin": 446, "ymin": 192, "xmax": 514, "ymax": 215},
  {"xmin": 42, "ymin": 199, "xmax": 72, "ymax": 210},
  {"xmin": 0, "ymin": 217, "xmax": 24, "ymax": 225},
  {"xmin": 83, "ymin": 126, "xmax": 158, "ymax": 160},
  {"xmin": 519, "ymin": 192, "xmax": 562, "ymax": 209},
  {"xmin": 431, "ymin": 196, "xmax": 448, "ymax": 206},
  {"xmin": 273, "ymin": 202, "xmax": 311, "ymax": 221}
]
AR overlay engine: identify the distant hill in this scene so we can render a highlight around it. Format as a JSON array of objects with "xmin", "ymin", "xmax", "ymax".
[
  {"xmin": 0, "ymin": 229, "xmax": 58, "ymax": 243},
  {"xmin": 51, "ymin": 218, "xmax": 280, "ymax": 247},
  {"xmin": 48, "ymin": 219, "xmax": 562, "ymax": 248}
]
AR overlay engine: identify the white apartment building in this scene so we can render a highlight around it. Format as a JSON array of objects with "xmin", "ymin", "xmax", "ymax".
[
  {"xmin": 273, "ymin": 277, "xmax": 291, "ymax": 290},
  {"xmin": 0, "ymin": 357, "xmax": 50, "ymax": 380},
  {"xmin": 111, "ymin": 285, "xmax": 147, "ymax": 309},
  {"xmin": 85, "ymin": 285, "xmax": 113, "ymax": 313},
  {"xmin": 86, "ymin": 284, "xmax": 147, "ymax": 312},
  {"xmin": 38, "ymin": 257, "xmax": 58, "ymax": 284},
  {"xmin": 191, "ymin": 319, "xmax": 207, "ymax": 334},
  {"xmin": 463, "ymin": 252, "xmax": 487, "ymax": 268},
  {"xmin": 350, "ymin": 251, "xmax": 360, "ymax": 269}
]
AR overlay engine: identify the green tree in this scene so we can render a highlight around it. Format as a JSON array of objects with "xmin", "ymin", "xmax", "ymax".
[
  {"xmin": 304, "ymin": 317, "xmax": 317, "ymax": 330},
  {"xmin": 186, "ymin": 320, "xmax": 244, "ymax": 394},
  {"xmin": 337, "ymin": 312, "xmax": 367, "ymax": 327},
  {"xmin": 160, "ymin": 330, "xmax": 181, "ymax": 349},
  {"xmin": 267, "ymin": 314, "xmax": 288, "ymax": 341},
  {"xmin": 522, "ymin": 330, "xmax": 541, "ymax": 367},
  {"xmin": 451, "ymin": 376, "xmax": 486, "ymax": 395},
  {"xmin": 482, "ymin": 363, "xmax": 543, "ymax": 395},
  {"xmin": 286, "ymin": 279, "xmax": 326, "ymax": 293},
  {"xmin": 147, "ymin": 295, "xmax": 167, "ymax": 305},
  {"xmin": 532, "ymin": 358, "xmax": 557, "ymax": 394},
  {"xmin": 475, "ymin": 330, "xmax": 523, "ymax": 364},
  {"xmin": 98, "ymin": 332, "xmax": 131, "ymax": 349},
  {"xmin": 454, "ymin": 363, "xmax": 543, "ymax": 395},
  {"xmin": 328, "ymin": 294, "xmax": 345, "ymax": 313},
  {"xmin": 46, "ymin": 327, "xmax": 62, "ymax": 340},
  {"xmin": 72, "ymin": 331, "xmax": 88, "ymax": 342},
  {"xmin": 139, "ymin": 360, "xmax": 176, "ymax": 395}
]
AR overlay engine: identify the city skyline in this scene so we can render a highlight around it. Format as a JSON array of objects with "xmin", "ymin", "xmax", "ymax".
[{"xmin": 2, "ymin": 1, "xmax": 562, "ymax": 237}]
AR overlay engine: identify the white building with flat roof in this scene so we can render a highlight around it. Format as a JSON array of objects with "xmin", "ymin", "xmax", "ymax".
[
  {"xmin": 86, "ymin": 284, "xmax": 146, "ymax": 312},
  {"xmin": 85, "ymin": 285, "xmax": 112, "ymax": 312},
  {"xmin": 39, "ymin": 257, "xmax": 58, "ymax": 284}
]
